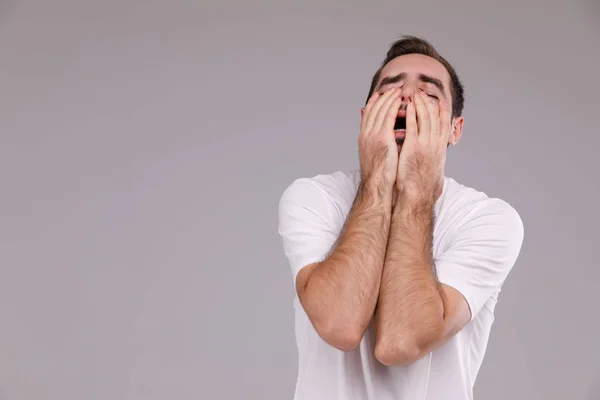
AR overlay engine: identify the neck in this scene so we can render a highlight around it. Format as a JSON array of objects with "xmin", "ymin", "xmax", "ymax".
[{"xmin": 433, "ymin": 174, "xmax": 445, "ymax": 202}]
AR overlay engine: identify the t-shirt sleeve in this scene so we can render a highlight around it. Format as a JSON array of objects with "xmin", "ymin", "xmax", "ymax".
[
  {"xmin": 278, "ymin": 178, "xmax": 341, "ymax": 287},
  {"xmin": 435, "ymin": 198, "xmax": 524, "ymax": 321}
]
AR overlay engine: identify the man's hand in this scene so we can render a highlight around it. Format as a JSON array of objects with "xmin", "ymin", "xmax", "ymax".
[
  {"xmin": 374, "ymin": 91, "xmax": 453, "ymax": 366},
  {"xmin": 359, "ymin": 88, "xmax": 402, "ymax": 188},
  {"xmin": 286, "ymin": 90, "xmax": 403, "ymax": 352},
  {"xmin": 396, "ymin": 91, "xmax": 451, "ymax": 201}
]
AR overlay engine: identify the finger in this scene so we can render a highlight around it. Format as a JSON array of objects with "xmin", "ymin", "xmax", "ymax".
[
  {"xmin": 423, "ymin": 92, "xmax": 439, "ymax": 143},
  {"xmin": 406, "ymin": 99, "xmax": 417, "ymax": 142},
  {"xmin": 373, "ymin": 88, "xmax": 401, "ymax": 133},
  {"xmin": 381, "ymin": 95, "xmax": 403, "ymax": 135},
  {"xmin": 414, "ymin": 91, "xmax": 430, "ymax": 140},
  {"xmin": 365, "ymin": 88, "xmax": 397, "ymax": 134},
  {"xmin": 364, "ymin": 89, "xmax": 392, "ymax": 133},
  {"xmin": 361, "ymin": 91, "xmax": 381, "ymax": 132}
]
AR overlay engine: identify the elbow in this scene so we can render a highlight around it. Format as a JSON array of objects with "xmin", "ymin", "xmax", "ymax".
[
  {"xmin": 316, "ymin": 322, "xmax": 364, "ymax": 352},
  {"xmin": 374, "ymin": 323, "xmax": 444, "ymax": 366},
  {"xmin": 328, "ymin": 334, "xmax": 363, "ymax": 353},
  {"xmin": 374, "ymin": 339, "xmax": 421, "ymax": 366}
]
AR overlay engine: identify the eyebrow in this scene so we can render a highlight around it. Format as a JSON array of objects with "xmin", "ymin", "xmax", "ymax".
[
  {"xmin": 376, "ymin": 73, "xmax": 406, "ymax": 90},
  {"xmin": 377, "ymin": 72, "xmax": 447, "ymax": 98}
]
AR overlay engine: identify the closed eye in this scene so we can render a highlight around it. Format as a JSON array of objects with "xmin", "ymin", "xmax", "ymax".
[{"xmin": 419, "ymin": 89, "xmax": 438, "ymax": 100}]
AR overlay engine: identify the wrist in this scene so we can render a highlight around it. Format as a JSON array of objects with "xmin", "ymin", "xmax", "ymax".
[
  {"xmin": 394, "ymin": 188, "xmax": 435, "ymax": 215},
  {"xmin": 396, "ymin": 179, "xmax": 437, "ymax": 205},
  {"xmin": 359, "ymin": 176, "xmax": 394, "ymax": 204}
]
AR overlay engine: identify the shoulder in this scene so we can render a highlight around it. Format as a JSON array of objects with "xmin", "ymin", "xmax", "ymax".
[
  {"xmin": 441, "ymin": 177, "xmax": 524, "ymax": 247},
  {"xmin": 280, "ymin": 170, "xmax": 360, "ymax": 202},
  {"xmin": 279, "ymin": 170, "xmax": 359, "ymax": 222}
]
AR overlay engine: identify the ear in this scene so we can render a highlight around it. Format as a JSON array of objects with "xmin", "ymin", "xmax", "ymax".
[
  {"xmin": 448, "ymin": 116, "xmax": 464, "ymax": 145},
  {"xmin": 360, "ymin": 107, "xmax": 365, "ymax": 119}
]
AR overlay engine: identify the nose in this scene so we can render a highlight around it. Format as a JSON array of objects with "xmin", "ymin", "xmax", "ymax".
[{"xmin": 401, "ymin": 86, "xmax": 415, "ymax": 103}]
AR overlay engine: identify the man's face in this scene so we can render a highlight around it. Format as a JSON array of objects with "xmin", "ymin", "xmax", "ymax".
[{"xmin": 363, "ymin": 54, "xmax": 463, "ymax": 151}]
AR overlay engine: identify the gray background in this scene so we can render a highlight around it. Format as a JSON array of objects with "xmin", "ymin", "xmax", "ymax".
[{"xmin": 1, "ymin": 0, "xmax": 599, "ymax": 399}]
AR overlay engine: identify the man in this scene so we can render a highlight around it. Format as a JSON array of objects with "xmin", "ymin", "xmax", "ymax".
[{"xmin": 277, "ymin": 35, "xmax": 524, "ymax": 400}]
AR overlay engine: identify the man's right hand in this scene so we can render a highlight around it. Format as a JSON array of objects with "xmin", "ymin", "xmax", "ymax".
[
  {"xmin": 286, "ymin": 88, "xmax": 401, "ymax": 351},
  {"xmin": 358, "ymin": 87, "xmax": 402, "ymax": 188}
]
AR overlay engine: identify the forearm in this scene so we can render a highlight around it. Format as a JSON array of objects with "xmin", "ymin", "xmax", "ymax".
[
  {"xmin": 374, "ymin": 192, "xmax": 446, "ymax": 359},
  {"xmin": 301, "ymin": 178, "xmax": 393, "ymax": 349}
]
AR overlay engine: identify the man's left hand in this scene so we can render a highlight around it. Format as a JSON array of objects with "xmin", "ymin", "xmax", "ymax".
[{"xmin": 396, "ymin": 91, "xmax": 451, "ymax": 203}]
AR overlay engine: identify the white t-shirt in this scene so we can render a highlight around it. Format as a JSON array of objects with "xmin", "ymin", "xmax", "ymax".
[{"xmin": 277, "ymin": 170, "xmax": 524, "ymax": 400}]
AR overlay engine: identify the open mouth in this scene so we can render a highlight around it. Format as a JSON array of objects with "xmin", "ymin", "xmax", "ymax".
[{"xmin": 394, "ymin": 116, "xmax": 406, "ymax": 145}]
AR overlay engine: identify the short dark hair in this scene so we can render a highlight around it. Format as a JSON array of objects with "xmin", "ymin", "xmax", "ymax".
[{"xmin": 366, "ymin": 35, "xmax": 465, "ymax": 118}]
